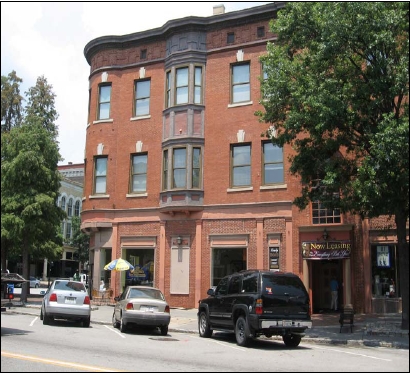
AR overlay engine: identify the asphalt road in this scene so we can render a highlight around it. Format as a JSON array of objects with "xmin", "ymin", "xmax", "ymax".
[{"xmin": 1, "ymin": 313, "xmax": 409, "ymax": 372}]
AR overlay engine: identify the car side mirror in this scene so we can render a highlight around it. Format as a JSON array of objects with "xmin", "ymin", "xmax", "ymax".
[
  {"xmin": 207, "ymin": 288, "xmax": 215, "ymax": 296},
  {"xmin": 114, "ymin": 296, "xmax": 120, "ymax": 301}
]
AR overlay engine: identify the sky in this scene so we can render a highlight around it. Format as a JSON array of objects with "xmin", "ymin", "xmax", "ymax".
[{"xmin": 1, "ymin": 1, "xmax": 271, "ymax": 165}]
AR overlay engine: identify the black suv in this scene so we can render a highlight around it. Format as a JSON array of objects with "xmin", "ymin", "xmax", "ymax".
[{"xmin": 198, "ymin": 270, "xmax": 312, "ymax": 347}]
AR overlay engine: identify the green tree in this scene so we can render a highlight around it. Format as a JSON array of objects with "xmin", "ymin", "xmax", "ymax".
[
  {"xmin": 25, "ymin": 75, "xmax": 59, "ymax": 138},
  {"xmin": 1, "ymin": 74, "xmax": 64, "ymax": 302},
  {"xmin": 1, "ymin": 70, "xmax": 24, "ymax": 133},
  {"xmin": 257, "ymin": 2, "xmax": 409, "ymax": 328},
  {"xmin": 70, "ymin": 216, "xmax": 90, "ymax": 269}
]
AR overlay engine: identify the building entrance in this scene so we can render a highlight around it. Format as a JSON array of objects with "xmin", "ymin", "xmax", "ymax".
[{"xmin": 311, "ymin": 260, "xmax": 343, "ymax": 313}]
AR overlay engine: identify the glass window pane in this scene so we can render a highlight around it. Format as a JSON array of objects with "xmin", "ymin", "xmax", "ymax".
[
  {"xmin": 233, "ymin": 145, "xmax": 250, "ymax": 166},
  {"xmin": 233, "ymin": 64, "xmax": 249, "ymax": 84},
  {"xmin": 136, "ymin": 98, "xmax": 150, "ymax": 116},
  {"xmin": 195, "ymin": 67, "xmax": 202, "ymax": 85},
  {"xmin": 264, "ymin": 143, "xmax": 282, "ymax": 162},
  {"xmin": 176, "ymin": 68, "xmax": 188, "ymax": 86},
  {"xmin": 193, "ymin": 148, "xmax": 200, "ymax": 168},
  {"xmin": 133, "ymin": 155, "xmax": 147, "ymax": 173},
  {"xmin": 233, "ymin": 166, "xmax": 251, "ymax": 186},
  {"xmin": 176, "ymin": 87, "xmax": 188, "ymax": 104},
  {"xmin": 264, "ymin": 164, "xmax": 284, "ymax": 184},
  {"xmin": 136, "ymin": 80, "xmax": 150, "ymax": 99},
  {"xmin": 173, "ymin": 169, "xmax": 186, "ymax": 188},
  {"xmin": 100, "ymin": 86, "xmax": 111, "ymax": 102},
  {"xmin": 133, "ymin": 175, "xmax": 147, "ymax": 192},
  {"xmin": 96, "ymin": 158, "xmax": 107, "ymax": 176},
  {"xmin": 194, "ymin": 87, "xmax": 201, "ymax": 104},
  {"xmin": 99, "ymin": 103, "xmax": 110, "ymax": 119},
  {"xmin": 174, "ymin": 149, "xmax": 186, "ymax": 168},
  {"xmin": 192, "ymin": 169, "xmax": 200, "ymax": 188},
  {"xmin": 95, "ymin": 177, "xmax": 106, "ymax": 193},
  {"xmin": 233, "ymin": 84, "xmax": 250, "ymax": 103}
]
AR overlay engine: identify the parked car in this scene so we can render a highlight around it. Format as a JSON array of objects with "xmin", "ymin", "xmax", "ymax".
[
  {"xmin": 30, "ymin": 276, "xmax": 40, "ymax": 288},
  {"xmin": 112, "ymin": 286, "xmax": 170, "ymax": 335},
  {"xmin": 40, "ymin": 279, "xmax": 91, "ymax": 327},
  {"xmin": 198, "ymin": 270, "xmax": 312, "ymax": 347}
]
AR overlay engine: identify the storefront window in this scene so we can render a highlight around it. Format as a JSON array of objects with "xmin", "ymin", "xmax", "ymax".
[
  {"xmin": 212, "ymin": 248, "xmax": 246, "ymax": 287},
  {"xmin": 371, "ymin": 245, "xmax": 399, "ymax": 298}
]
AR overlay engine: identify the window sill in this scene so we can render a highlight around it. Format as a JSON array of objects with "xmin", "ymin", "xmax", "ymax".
[
  {"xmin": 227, "ymin": 101, "xmax": 253, "ymax": 108},
  {"xmin": 126, "ymin": 193, "xmax": 148, "ymax": 198},
  {"xmin": 227, "ymin": 187, "xmax": 253, "ymax": 193},
  {"xmin": 130, "ymin": 115, "xmax": 151, "ymax": 121},
  {"xmin": 260, "ymin": 184, "xmax": 287, "ymax": 190},
  {"xmin": 89, "ymin": 194, "xmax": 110, "ymax": 199},
  {"xmin": 93, "ymin": 119, "xmax": 113, "ymax": 124}
]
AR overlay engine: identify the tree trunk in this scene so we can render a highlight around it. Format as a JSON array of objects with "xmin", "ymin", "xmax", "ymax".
[
  {"xmin": 395, "ymin": 210, "xmax": 409, "ymax": 330},
  {"xmin": 20, "ymin": 237, "xmax": 30, "ymax": 303}
]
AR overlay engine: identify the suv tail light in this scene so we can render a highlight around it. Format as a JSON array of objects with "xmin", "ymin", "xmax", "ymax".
[
  {"xmin": 255, "ymin": 298, "xmax": 263, "ymax": 315},
  {"xmin": 84, "ymin": 296, "xmax": 90, "ymax": 305},
  {"xmin": 126, "ymin": 302, "xmax": 134, "ymax": 310},
  {"xmin": 165, "ymin": 305, "xmax": 170, "ymax": 313},
  {"xmin": 49, "ymin": 293, "xmax": 57, "ymax": 302}
]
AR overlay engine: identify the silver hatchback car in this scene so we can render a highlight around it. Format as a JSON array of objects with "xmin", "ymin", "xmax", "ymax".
[
  {"xmin": 112, "ymin": 286, "xmax": 170, "ymax": 335},
  {"xmin": 40, "ymin": 279, "xmax": 91, "ymax": 327}
]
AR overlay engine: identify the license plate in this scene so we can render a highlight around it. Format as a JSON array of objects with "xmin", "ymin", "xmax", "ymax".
[
  {"xmin": 65, "ymin": 297, "xmax": 76, "ymax": 304},
  {"xmin": 283, "ymin": 320, "xmax": 293, "ymax": 327},
  {"xmin": 140, "ymin": 306, "xmax": 158, "ymax": 312}
]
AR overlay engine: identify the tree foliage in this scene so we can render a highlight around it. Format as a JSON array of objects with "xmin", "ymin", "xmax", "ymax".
[
  {"xmin": 1, "ymin": 71, "xmax": 24, "ymax": 133},
  {"xmin": 257, "ymin": 2, "xmax": 409, "ymax": 328},
  {"xmin": 70, "ymin": 216, "xmax": 90, "ymax": 266},
  {"xmin": 1, "ymin": 72, "xmax": 64, "ymax": 302}
]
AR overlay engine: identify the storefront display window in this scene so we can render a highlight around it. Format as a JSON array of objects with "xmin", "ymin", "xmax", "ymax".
[{"xmin": 371, "ymin": 245, "xmax": 399, "ymax": 298}]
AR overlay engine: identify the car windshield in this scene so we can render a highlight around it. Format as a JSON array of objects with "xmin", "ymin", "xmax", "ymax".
[
  {"xmin": 128, "ymin": 288, "xmax": 164, "ymax": 300},
  {"xmin": 54, "ymin": 281, "xmax": 86, "ymax": 292}
]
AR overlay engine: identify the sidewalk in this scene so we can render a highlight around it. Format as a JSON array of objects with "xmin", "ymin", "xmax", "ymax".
[{"xmin": 3, "ymin": 296, "xmax": 408, "ymax": 350}]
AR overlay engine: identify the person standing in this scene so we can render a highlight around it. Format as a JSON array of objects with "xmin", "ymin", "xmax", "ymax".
[{"xmin": 330, "ymin": 277, "xmax": 339, "ymax": 311}]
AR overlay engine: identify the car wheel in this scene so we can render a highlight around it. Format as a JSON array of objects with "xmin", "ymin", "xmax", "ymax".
[
  {"xmin": 283, "ymin": 334, "xmax": 301, "ymax": 347},
  {"xmin": 83, "ymin": 317, "xmax": 91, "ymax": 328},
  {"xmin": 43, "ymin": 312, "xmax": 50, "ymax": 325},
  {"xmin": 40, "ymin": 308, "xmax": 44, "ymax": 321},
  {"xmin": 120, "ymin": 315, "xmax": 127, "ymax": 333},
  {"xmin": 160, "ymin": 325, "xmax": 168, "ymax": 336},
  {"xmin": 112, "ymin": 312, "xmax": 119, "ymax": 329},
  {"xmin": 198, "ymin": 311, "xmax": 213, "ymax": 338},
  {"xmin": 235, "ymin": 316, "xmax": 250, "ymax": 347}
]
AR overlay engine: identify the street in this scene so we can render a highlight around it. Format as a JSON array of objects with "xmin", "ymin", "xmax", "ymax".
[{"xmin": 1, "ymin": 313, "xmax": 408, "ymax": 372}]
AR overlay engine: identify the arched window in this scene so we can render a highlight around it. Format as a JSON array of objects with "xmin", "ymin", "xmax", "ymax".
[
  {"xmin": 67, "ymin": 198, "xmax": 73, "ymax": 217},
  {"xmin": 74, "ymin": 200, "xmax": 81, "ymax": 216},
  {"xmin": 61, "ymin": 196, "xmax": 66, "ymax": 211}
]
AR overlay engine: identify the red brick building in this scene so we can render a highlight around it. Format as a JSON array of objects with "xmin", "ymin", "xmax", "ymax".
[{"xmin": 81, "ymin": 3, "xmax": 406, "ymax": 313}]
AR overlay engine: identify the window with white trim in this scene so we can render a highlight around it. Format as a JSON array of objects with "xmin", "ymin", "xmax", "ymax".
[
  {"xmin": 94, "ymin": 157, "xmax": 108, "ymax": 194},
  {"xmin": 98, "ymin": 84, "xmax": 111, "ymax": 120},
  {"xmin": 231, "ymin": 144, "xmax": 251, "ymax": 187},
  {"xmin": 134, "ymin": 79, "xmax": 150, "ymax": 116},
  {"xmin": 231, "ymin": 62, "xmax": 250, "ymax": 103},
  {"xmin": 130, "ymin": 153, "xmax": 147, "ymax": 193},
  {"xmin": 262, "ymin": 141, "xmax": 284, "ymax": 185}
]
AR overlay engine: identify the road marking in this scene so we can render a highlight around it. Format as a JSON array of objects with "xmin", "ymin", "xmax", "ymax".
[
  {"xmin": 308, "ymin": 345, "xmax": 392, "ymax": 361},
  {"xmin": 104, "ymin": 325, "xmax": 126, "ymax": 338},
  {"xmin": 190, "ymin": 335, "xmax": 247, "ymax": 352},
  {"xmin": 1, "ymin": 351, "xmax": 127, "ymax": 372},
  {"xmin": 29, "ymin": 317, "xmax": 38, "ymax": 326}
]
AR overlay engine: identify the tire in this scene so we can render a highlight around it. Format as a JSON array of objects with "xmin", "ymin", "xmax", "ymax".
[
  {"xmin": 198, "ymin": 311, "xmax": 212, "ymax": 338},
  {"xmin": 120, "ymin": 315, "xmax": 127, "ymax": 333},
  {"xmin": 160, "ymin": 325, "xmax": 168, "ymax": 336},
  {"xmin": 235, "ymin": 316, "xmax": 250, "ymax": 347},
  {"xmin": 83, "ymin": 317, "xmax": 90, "ymax": 328},
  {"xmin": 283, "ymin": 334, "xmax": 301, "ymax": 347},
  {"xmin": 40, "ymin": 308, "xmax": 44, "ymax": 321},
  {"xmin": 43, "ymin": 311, "xmax": 50, "ymax": 325},
  {"xmin": 112, "ymin": 312, "xmax": 119, "ymax": 329}
]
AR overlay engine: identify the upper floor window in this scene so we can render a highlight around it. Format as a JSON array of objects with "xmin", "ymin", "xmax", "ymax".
[
  {"xmin": 231, "ymin": 63, "xmax": 250, "ymax": 104},
  {"xmin": 94, "ymin": 157, "xmax": 108, "ymax": 194},
  {"xmin": 194, "ymin": 67, "xmax": 203, "ymax": 104},
  {"xmin": 312, "ymin": 201, "xmax": 341, "ymax": 224},
  {"xmin": 173, "ymin": 148, "xmax": 187, "ymax": 189},
  {"xmin": 60, "ymin": 196, "xmax": 66, "ymax": 211},
  {"xmin": 257, "ymin": 26, "xmax": 265, "ymax": 38},
  {"xmin": 74, "ymin": 200, "xmax": 80, "ymax": 216},
  {"xmin": 227, "ymin": 32, "xmax": 235, "ymax": 44},
  {"xmin": 163, "ymin": 150, "xmax": 169, "ymax": 190},
  {"xmin": 67, "ymin": 198, "xmax": 73, "ymax": 217},
  {"xmin": 140, "ymin": 49, "xmax": 147, "ymax": 59},
  {"xmin": 262, "ymin": 142, "xmax": 284, "ymax": 185},
  {"xmin": 192, "ymin": 147, "xmax": 201, "ymax": 188},
  {"xmin": 134, "ymin": 79, "xmax": 150, "ymax": 116},
  {"xmin": 65, "ymin": 221, "xmax": 72, "ymax": 241},
  {"xmin": 98, "ymin": 84, "xmax": 111, "ymax": 120},
  {"xmin": 231, "ymin": 144, "xmax": 251, "ymax": 187},
  {"xmin": 130, "ymin": 153, "xmax": 148, "ymax": 193},
  {"xmin": 165, "ymin": 71, "xmax": 171, "ymax": 108},
  {"xmin": 176, "ymin": 67, "xmax": 189, "ymax": 105}
]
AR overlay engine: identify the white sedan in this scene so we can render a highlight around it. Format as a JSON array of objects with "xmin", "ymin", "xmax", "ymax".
[{"xmin": 30, "ymin": 276, "xmax": 40, "ymax": 288}]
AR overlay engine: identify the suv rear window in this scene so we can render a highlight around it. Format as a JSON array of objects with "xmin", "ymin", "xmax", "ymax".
[
  {"xmin": 228, "ymin": 275, "xmax": 241, "ymax": 294},
  {"xmin": 262, "ymin": 274, "xmax": 306, "ymax": 297},
  {"xmin": 242, "ymin": 272, "xmax": 258, "ymax": 293}
]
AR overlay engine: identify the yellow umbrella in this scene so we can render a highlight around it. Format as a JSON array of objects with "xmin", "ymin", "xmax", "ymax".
[{"xmin": 104, "ymin": 258, "xmax": 134, "ymax": 271}]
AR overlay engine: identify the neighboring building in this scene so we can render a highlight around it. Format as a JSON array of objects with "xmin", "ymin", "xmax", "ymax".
[{"xmin": 81, "ymin": 3, "xmax": 407, "ymax": 312}]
